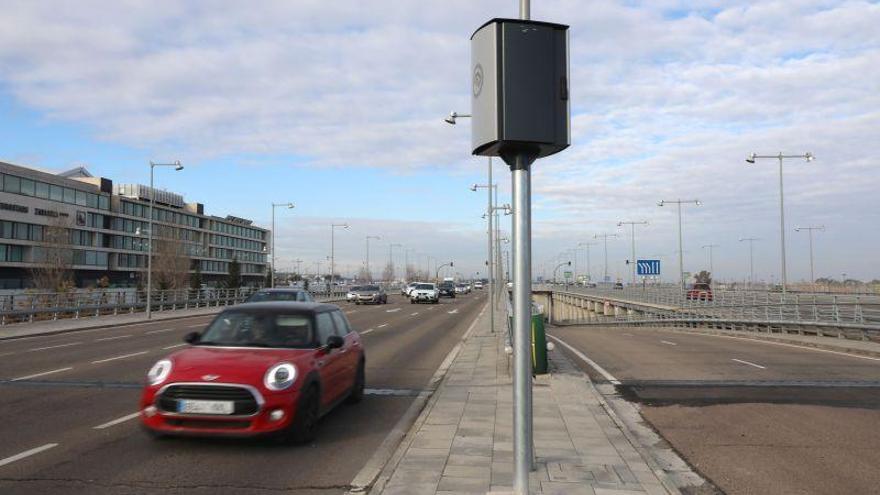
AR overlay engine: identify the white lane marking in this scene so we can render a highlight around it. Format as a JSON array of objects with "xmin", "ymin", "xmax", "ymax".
[
  {"xmin": 0, "ymin": 316, "xmax": 216, "ymax": 342},
  {"xmin": 427, "ymin": 307, "xmax": 435, "ymax": 310},
  {"xmin": 671, "ymin": 330, "xmax": 880, "ymax": 363},
  {"xmin": 548, "ymin": 335, "xmax": 621, "ymax": 385},
  {"xmin": 732, "ymin": 358, "xmax": 766, "ymax": 369},
  {"xmin": 95, "ymin": 334, "xmax": 133, "ymax": 342},
  {"xmin": 361, "ymin": 329, "xmax": 375, "ymax": 335},
  {"xmin": 377, "ymin": 324, "xmax": 388, "ymax": 329},
  {"xmin": 410, "ymin": 312, "xmax": 419, "ymax": 316},
  {"xmin": 622, "ymin": 333, "xmax": 634, "ymax": 337},
  {"xmin": 162, "ymin": 343, "xmax": 187, "ymax": 350},
  {"xmin": 27, "ymin": 342, "xmax": 82, "ymax": 352},
  {"xmin": 145, "ymin": 328, "xmax": 177, "ymax": 335},
  {"xmin": 346, "ymin": 310, "xmax": 358, "ymax": 315},
  {"xmin": 447, "ymin": 309, "xmax": 459, "ymax": 314},
  {"xmin": 660, "ymin": 340, "xmax": 677, "ymax": 346},
  {"xmin": 0, "ymin": 443, "xmax": 58, "ymax": 468},
  {"xmin": 93, "ymin": 412, "xmax": 140, "ymax": 430},
  {"xmin": 91, "ymin": 351, "xmax": 148, "ymax": 364},
  {"xmin": 11, "ymin": 367, "xmax": 73, "ymax": 381},
  {"xmin": 386, "ymin": 308, "xmax": 401, "ymax": 313},
  {"xmin": 185, "ymin": 324, "xmax": 204, "ymax": 329}
]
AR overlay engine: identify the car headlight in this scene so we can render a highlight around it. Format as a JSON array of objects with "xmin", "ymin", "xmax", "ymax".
[
  {"xmin": 146, "ymin": 359, "xmax": 172, "ymax": 386},
  {"xmin": 264, "ymin": 363, "xmax": 297, "ymax": 391}
]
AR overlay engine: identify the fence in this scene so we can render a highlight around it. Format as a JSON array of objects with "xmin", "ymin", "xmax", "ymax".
[{"xmin": 0, "ymin": 287, "xmax": 349, "ymax": 325}]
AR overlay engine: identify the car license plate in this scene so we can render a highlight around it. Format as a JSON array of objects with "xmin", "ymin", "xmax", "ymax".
[{"xmin": 177, "ymin": 399, "xmax": 234, "ymax": 415}]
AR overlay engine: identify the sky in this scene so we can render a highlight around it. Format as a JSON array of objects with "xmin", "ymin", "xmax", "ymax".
[{"xmin": 0, "ymin": 0, "xmax": 878, "ymax": 282}]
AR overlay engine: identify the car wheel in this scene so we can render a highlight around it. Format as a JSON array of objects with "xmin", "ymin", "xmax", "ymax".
[
  {"xmin": 346, "ymin": 360, "xmax": 365, "ymax": 404},
  {"xmin": 284, "ymin": 384, "xmax": 320, "ymax": 444}
]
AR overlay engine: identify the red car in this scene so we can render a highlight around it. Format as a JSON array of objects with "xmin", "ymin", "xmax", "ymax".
[
  {"xmin": 686, "ymin": 283, "xmax": 714, "ymax": 302},
  {"xmin": 140, "ymin": 302, "xmax": 365, "ymax": 443}
]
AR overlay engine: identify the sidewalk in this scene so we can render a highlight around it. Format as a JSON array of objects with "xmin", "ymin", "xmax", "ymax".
[
  {"xmin": 374, "ymin": 306, "xmax": 675, "ymax": 495},
  {"xmin": 0, "ymin": 306, "xmax": 222, "ymax": 340}
]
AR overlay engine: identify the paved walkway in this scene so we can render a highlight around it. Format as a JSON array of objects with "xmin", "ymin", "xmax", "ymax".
[
  {"xmin": 374, "ymin": 306, "xmax": 673, "ymax": 495},
  {"xmin": 0, "ymin": 306, "xmax": 222, "ymax": 340}
]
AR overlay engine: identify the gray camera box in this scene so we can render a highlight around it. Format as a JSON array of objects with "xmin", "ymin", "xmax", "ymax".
[{"xmin": 470, "ymin": 18, "xmax": 570, "ymax": 162}]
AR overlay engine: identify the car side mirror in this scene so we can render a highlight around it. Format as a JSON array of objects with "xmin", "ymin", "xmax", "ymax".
[
  {"xmin": 184, "ymin": 332, "xmax": 200, "ymax": 344},
  {"xmin": 326, "ymin": 335, "xmax": 344, "ymax": 350}
]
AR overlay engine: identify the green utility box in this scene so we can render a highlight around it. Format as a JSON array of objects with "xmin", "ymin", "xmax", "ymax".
[{"xmin": 509, "ymin": 306, "xmax": 548, "ymax": 375}]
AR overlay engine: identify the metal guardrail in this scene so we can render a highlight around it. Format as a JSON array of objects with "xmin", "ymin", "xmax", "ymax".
[{"xmin": 0, "ymin": 288, "xmax": 349, "ymax": 325}]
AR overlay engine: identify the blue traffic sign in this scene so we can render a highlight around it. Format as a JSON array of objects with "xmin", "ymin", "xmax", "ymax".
[{"xmin": 637, "ymin": 259, "xmax": 661, "ymax": 276}]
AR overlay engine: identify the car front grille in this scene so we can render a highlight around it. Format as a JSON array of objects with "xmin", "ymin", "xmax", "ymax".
[{"xmin": 157, "ymin": 384, "xmax": 260, "ymax": 416}]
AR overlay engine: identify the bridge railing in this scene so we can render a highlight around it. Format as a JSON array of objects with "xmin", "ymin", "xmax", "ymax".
[{"xmin": 0, "ymin": 287, "xmax": 349, "ymax": 325}]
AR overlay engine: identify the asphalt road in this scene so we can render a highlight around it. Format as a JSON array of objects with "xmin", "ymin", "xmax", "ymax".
[
  {"xmin": 0, "ymin": 291, "xmax": 487, "ymax": 494},
  {"xmin": 550, "ymin": 325, "xmax": 880, "ymax": 495}
]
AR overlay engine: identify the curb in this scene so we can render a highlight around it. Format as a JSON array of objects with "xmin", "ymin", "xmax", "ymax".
[
  {"xmin": 0, "ymin": 310, "xmax": 222, "ymax": 341},
  {"xmin": 347, "ymin": 301, "xmax": 488, "ymax": 494}
]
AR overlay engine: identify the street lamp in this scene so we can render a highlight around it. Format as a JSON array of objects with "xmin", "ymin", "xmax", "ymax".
[
  {"xmin": 270, "ymin": 202, "xmax": 295, "ymax": 288},
  {"xmin": 471, "ymin": 181, "xmax": 497, "ymax": 339},
  {"xmin": 702, "ymin": 244, "xmax": 720, "ymax": 276},
  {"xmin": 388, "ymin": 243, "xmax": 402, "ymax": 282},
  {"xmin": 794, "ymin": 225, "xmax": 825, "ymax": 290},
  {"xmin": 618, "ymin": 221, "xmax": 648, "ymax": 285},
  {"xmin": 365, "ymin": 235, "xmax": 381, "ymax": 282},
  {"xmin": 577, "ymin": 242, "xmax": 596, "ymax": 284},
  {"xmin": 443, "ymin": 111, "xmax": 471, "ymax": 125},
  {"xmin": 658, "ymin": 199, "xmax": 701, "ymax": 295},
  {"xmin": 739, "ymin": 237, "xmax": 760, "ymax": 287},
  {"xmin": 553, "ymin": 261, "xmax": 571, "ymax": 284},
  {"xmin": 330, "ymin": 223, "xmax": 349, "ymax": 289},
  {"xmin": 593, "ymin": 233, "xmax": 618, "ymax": 283},
  {"xmin": 746, "ymin": 152, "xmax": 815, "ymax": 295},
  {"xmin": 146, "ymin": 160, "xmax": 183, "ymax": 319},
  {"xmin": 436, "ymin": 261, "xmax": 454, "ymax": 279}
]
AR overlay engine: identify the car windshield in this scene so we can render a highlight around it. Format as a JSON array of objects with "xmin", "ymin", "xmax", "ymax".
[
  {"xmin": 349, "ymin": 286, "xmax": 363, "ymax": 292},
  {"xmin": 199, "ymin": 311, "xmax": 314, "ymax": 348},
  {"xmin": 247, "ymin": 291, "xmax": 308, "ymax": 302},
  {"xmin": 416, "ymin": 284, "xmax": 434, "ymax": 290},
  {"xmin": 361, "ymin": 285, "xmax": 380, "ymax": 291}
]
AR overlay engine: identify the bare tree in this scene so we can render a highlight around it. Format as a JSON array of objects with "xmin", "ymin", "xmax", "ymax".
[
  {"xmin": 31, "ymin": 217, "xmax": 74, "ymax": 292},
  {"xmin": 356, "ymin": 266, "xmax": 371, "ymax": 283},
  {"xmin": 152, "ymin": 234, "xmax": 191, "ymax": 290},
  {"xmin": 381, "ymin": 262, "xmax": 394, "ymax": 282}
]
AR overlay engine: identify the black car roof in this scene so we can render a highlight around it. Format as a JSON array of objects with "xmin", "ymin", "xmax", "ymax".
[{"xmin": 229, "ymin": 301, "xmax": 338, "ymax": 313}]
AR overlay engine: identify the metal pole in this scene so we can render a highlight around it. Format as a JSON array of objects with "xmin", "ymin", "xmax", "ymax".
[
  {"xmin": 749, "ymin": 241, "xmax": 754, "ymax": 286},
  {"xmin": 331, "ymin": 227, "xmax": 335, "ymax": 287},
  {"xmin": 271, "ymin": 206, "xmax": 276, "ymax": 288},
  {"xmin": 808, "ymin": 229, "xmax": 815, "ymax": 289},
  {"xmin": 677, "ymin": 200, "xmax": 684, "ymax": 296},
  {"xmin": 147, "ymin": 164, "xmax": 154, "ymax": 319},
  {"xmin": 366, "ymin": 237, "xmax": 370, "ymax": 281},
  {"xmin": 778, "ymin": 154, "xmax": 787, "ymax": 295},
  {"xmin": 488, "ymin": 157, "xmax": 495, "ymax": 335},
  {"xmin": 512, "ymin": 158, "xmax": 532, "ymax": 494}
]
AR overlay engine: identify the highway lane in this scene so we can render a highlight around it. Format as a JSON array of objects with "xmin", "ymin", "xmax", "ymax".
[
  {"xmin": 550, "ymin": 324, "xmax": 880, "ymax": 495},
  {"xmin": 0, "ymin": 292, "xmax": 486, "ymax": 494}
]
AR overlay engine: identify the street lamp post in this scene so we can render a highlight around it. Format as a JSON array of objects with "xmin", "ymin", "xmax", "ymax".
[
  {"xmin": 270, "ymin": 202, "xmax": 295, "ymax": 288},
  {"xmin": 553, "ymin": 261, "xmax": 571, "ymax": 284},
  {"xmin": 658, "ymin": 199, "xmax": 701, "ymax": 295},
  {"xmin": 702, "ymin": 244, "xmax": 720, "ymax": 276},
  {"xmin": 435, "ymin": 261, "xmax": 454, "ymax": 279},
  {"xmin": 365, "ymin": 235, "xmax": 381, "ymax": 282},
  {"xmin": 147, "ymin": 160, "xmax": 183, "ymax": 319},
  {"xmin": 794, "ymin": 225, "xmax": 825, "ymax": 290},
  {"xmin": 471, "ymin": 182, "xmax": 497, "ymax": 337},
  {"xmin": 388, "ymin": 243, "xmax": 402, "ymax": 282},
  {"xmin": 618, "ymin": 221, "xmax": 648, "ymax": 285},
  {"xmin": 578, "ymin": 242, "xmax": 596, "ymax": 284},
  {"xmin": 594, "ymin": 233, "xmax": 618, "ymax": 283},
  {"xmin": 746, "ymin": 152, "xmax": 815, "ymax": 295},
  {"xmin": 330, "ymin": 223, "xmax": 349, "ymax": 289},
  {"xmin": 739, "ymin": 237, "xmax": 760, "ymax": 287}
]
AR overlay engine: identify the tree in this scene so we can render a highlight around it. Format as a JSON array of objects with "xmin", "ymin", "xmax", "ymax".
[
  {"xmin": 152, "ymin": 237, "xmax": 191, "ymax": 290},
  {"xmin": 694, "ymin": 270, "xmax": 712, "ymax": 285},
  {"xmin": 226, "ymin": 257, "xmax": 242, "ymax": 289},
  {"xmin": 356, "ymin": 266, "xmax": 371, "ymax": 282},
  {"xmin": 382, "ymin": 262, "xmax": 395, "ymax": 282},
  {"xmin": 31, "ymin": 217, "xmax": 74, "ymax": 291},
  {"xmin": 190, "ymin": 263, "xmax": 203, "ymax": 290}
]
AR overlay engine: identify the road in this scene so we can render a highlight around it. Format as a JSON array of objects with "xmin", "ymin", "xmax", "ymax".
[
  {"xmin": 550, "ymin": 325, "xmax": 880, "ymax": 495},
  {"xmin": 0, "ymin": 291, "xmax": 486, "ymax": 494}
]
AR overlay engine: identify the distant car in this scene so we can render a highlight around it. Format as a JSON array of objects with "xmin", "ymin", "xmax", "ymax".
[
  {"xmin": 140, "ymin": 302, "xmax": 365, "ymax": 443},
  {"xmin": 474, "ymin": 282, "xmax": 484, "ymax": 290},
  {"xmin": 613, "ymin": 282, "xmax": 624, "ymax": 290},
  {"xmin": 438, "ymin": 281, "xmax": 456, "ymax": 298},
  {"xmin": 402, "ymin": 282, "xmax": 418, "ymax": 296},
  {"xmin": 352, "ymin": 285, "xmax": 387, "ymax": 305},
  {"xmin": 687, "ymin": 283, "xmax": 713, "ymax": 301},
  {"xmin": 455, "ymin": 284, "xmax": 469, "ymax": 294},
  {"xmin": 410, "ymin": 283, "xmax": 439, "ymax": 304},
  {"xmin": 246, "ymin": 289, "xmax": 314, "ymax": 303},
  {"xmin": 346, "ymin": 286, "xmax": 362, "ymax": 303},
  {"xmin": 584, "ymin": 282, "xmax": 597, "ymax": 288}
]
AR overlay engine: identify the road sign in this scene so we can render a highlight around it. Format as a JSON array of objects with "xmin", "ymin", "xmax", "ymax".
[
  {"xmin": 637, "ymin": 259, "xmax": 661, "ymax": 276},
  {"xmin": 564, "ymin": 271, "xmax": 572, "ymax": 279}
]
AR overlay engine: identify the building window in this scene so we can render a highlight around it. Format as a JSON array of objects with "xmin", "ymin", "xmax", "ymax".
[
  {"xmin": 50, "ymin": 185, "xmax": 63, "ymax": 202},
  {"xmin": 36, "ymin": 182, "xmax": 50, "ymax": 199},
  {"xmin": 20, "ymin": 179, "xmax": 35, "ymax": 196},
  {"xmin": 4, "ymin": 175, "xmax": 20, "ymax": 194},
  {"xmin": 63, "ymin": 187, "xmax": 75, "ymax": 204},
  {"xmin": 98, "ymin": 195, "xmax": 109, "ymax": 210}
]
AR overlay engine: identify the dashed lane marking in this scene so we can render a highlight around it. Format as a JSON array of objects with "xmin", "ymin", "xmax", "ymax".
[
  {"xmin": 386, "ymin": 308, "xmax": 401, "ymax": 313},
  {"xmin": 93, "ymin": 412, "xmax": 140, "ymax": 430},
  {"xmin": 0, "ymin": 443, "xmax": 58, "ymax": 468},
  {"xmin": 95, "ymin": 335, "xmax": 133, "ymax": 342},
  {"xmin": 145, "ymin": 328, "xmax": 178, "ymax": 335},
  {"xmin": 410, "ymin": 312, "xmax": 419, "ymax": 316},
  {"xmin": 361, "ymin": 329, "xmax": 375, "ymax": 335},
  {"xmin": 27, "ymin": 342, "xmax": 82, "ymax": 352},
  {"xmin": 162, "ymin": 343, "xmax": 187, "ymax": 350},
  {"xmin": 447, "ymin": 309, "xmax": 459, "ymax": 314},
  {"xmin": 11, "ymin": 367, "xmax": 73, "ymax": 381},
  {"xmin": 660, "ymin": 340, "xmax": 677, "ymax": 346},
  {"xmin": 377, "ymin": 324, "xmax": 388, "ymax": 328},
  {"xmin": 185, "ymin": 324, "xmax": 204, "ymax": 329},
  {"xmin": 732, "ymin": 358, "xmax": 766, "ymax": 369},
  {"xmin": 91, "ymin": 351, "xmax": 148, "ymax": 364}
]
